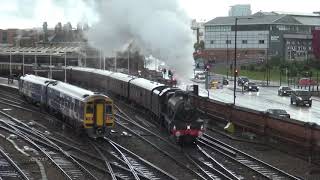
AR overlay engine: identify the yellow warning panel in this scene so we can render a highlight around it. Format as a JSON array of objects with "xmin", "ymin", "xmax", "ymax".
[{"xmin": 96, "ymin": 104, "xmax": 104, "ymax": 126}]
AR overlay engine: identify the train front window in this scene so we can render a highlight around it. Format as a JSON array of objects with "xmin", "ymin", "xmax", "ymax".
[
  {"xmin": 86, "ymin": 103, "xmax": 94, "ymax": 114},
  {"xmin": 105, "ymin": 104, "xmax": 112, "ymax": 115}
]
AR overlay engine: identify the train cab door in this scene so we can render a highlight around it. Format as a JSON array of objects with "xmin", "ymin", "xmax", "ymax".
[
  {"xmin": 85, "ymin": 102, "xmax": 94, "ymax": 128},
  {"xmin": 105, "ymin": 101, "xmax": 114, "ymax": 127},
  {"xmin": 94, "ymin": 100, "xmax": 104, "ymax": 127}
]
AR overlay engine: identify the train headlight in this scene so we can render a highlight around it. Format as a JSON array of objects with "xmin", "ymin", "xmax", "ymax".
[
  {"xmin": 200, "ymin": 125, "xmax": 204, "ymax": 130},
  {"xmin": 96, "ymin": 128, "xmax": 103, "ymax": 135},
  {"xmin": 175, "ymin": 131, "xmax": 181, "ymax": 137},
  {"xmin": 187, "ymin": 125, "xmax": 191, "ymax": 130},
  {"xmin": 173, "ymin": 125, "xmax": 176, "ymax": 131}
]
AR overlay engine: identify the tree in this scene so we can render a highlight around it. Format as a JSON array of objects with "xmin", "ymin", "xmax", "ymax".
[
  {"xmin": 194, "ymin": 43, "xmax": 200, "ymax": 51},
  {"xmin": 199, "ymin": 40, "xmax": 205, "ymax": 50},
  {"xmin": 55, "ymin": 22, "xmax": 62, "ymax": 33}
]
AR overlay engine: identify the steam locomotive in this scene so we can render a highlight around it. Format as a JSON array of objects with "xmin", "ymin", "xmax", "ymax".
[
  {"xmin": 53, "ymin": 67, "xmax": 204, "ymax": 142},
  {"xmin": 19, "ymin": 74, "xmax": 115, "ymax": 138}
]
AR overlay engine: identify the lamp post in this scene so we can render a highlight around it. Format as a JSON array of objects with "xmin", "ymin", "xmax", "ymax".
[
  {"xmin": 226, "ymin": 35, "xmax": 229, "ymax": 79},
  {"xmin": 234, "ymin": 17, "xmax": 252, "ymax": 105}
]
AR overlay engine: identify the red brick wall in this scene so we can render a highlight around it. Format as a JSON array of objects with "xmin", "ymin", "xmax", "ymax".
[{"xmin": 204, "ymin": 48, "xmax": 267, "ymax": 63}]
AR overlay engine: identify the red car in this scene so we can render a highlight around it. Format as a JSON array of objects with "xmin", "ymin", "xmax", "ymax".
[{"xmin": 298, "ymin": 78, "xmax": 317, "ymax": 86}]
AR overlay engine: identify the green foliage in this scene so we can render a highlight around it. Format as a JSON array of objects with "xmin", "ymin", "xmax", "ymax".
[
  {"xmin": 240, "ymin": 65, "xmax": 246, "ymax": 70},
  {"xmin": 269, "ymin": 56, "xmax": 281, "ymax": 67},
  {"xmin": 193, "ymin": 43, "xmax": 200, "ymax": 51},
  {"xmin": 199, "ymin": 40, "xmax": 205, "ymax": 50},
  {"xmin": 248, "ymin": 64, "xmax": 255, "ymax": 71},
  {"xmin": 194, "ymin": 40, "xmax": 205, "ymax": 51}
]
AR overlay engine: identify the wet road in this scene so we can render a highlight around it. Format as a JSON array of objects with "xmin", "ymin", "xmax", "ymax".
[{"xmin": 180, "ymin": 79, "xmax": 320, "ymax": 125}]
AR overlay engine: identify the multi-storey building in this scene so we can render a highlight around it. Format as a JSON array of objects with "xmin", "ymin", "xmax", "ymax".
[
  {"xmin": 0, "ymin": 29, "xmax": 18, "ymax": 46},
  {"xmin": 204, "ymin": 11, "xmax": 320, "ymax": 65},
  {"xmin": 229, "ymin": 4, "xmax": 252, "ymax": 17}
]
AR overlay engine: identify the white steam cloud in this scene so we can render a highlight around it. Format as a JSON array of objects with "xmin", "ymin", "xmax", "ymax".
[{"xmin": 87, "ymin": 0, "xmax": 195, "ymax": 78}]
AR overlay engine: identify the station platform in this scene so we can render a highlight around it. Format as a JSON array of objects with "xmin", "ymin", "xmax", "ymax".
[{"xmin": 0, "ymin": 77, "xmax": 19, "ymax": 89}]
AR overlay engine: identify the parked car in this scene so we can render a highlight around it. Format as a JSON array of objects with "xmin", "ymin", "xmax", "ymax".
[
  {"xmin": 266, "ymin": 109, "xmax": 290, "ymax": 118},
  {"xmin": 278, "ymin": 86, "xmax": 292, "ymax": 96},
  {"xmin": 195, "ymin": 72, "xmax": 205, "ymax": 80},
  {"xmin": 222, "ymin": 78, "xmax": 229, "ymax": 85},
  {"xmin": 290, "ymin": 89, "xmax": 312, "ymax": 107},
  {"xmin": 298, "ymin": 78, "xmax": 317, "ymax": 86},
  {"xmin": 237, "ymin": 77, "xmax": 249, "ymax": 86},
  {"xmin": 244, "ymin": 82, "xmax": 259, "ymax": 91}
]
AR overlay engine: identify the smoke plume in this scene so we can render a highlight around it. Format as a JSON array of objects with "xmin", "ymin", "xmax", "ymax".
[{"xmin": 87, "ymin": 0, "xmax": 195, "ymax": 78}]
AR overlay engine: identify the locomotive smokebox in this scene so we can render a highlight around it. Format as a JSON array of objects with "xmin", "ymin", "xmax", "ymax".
[{"xmin": 193, "ymin": 85, "xmax": 199, "ymax": 96}]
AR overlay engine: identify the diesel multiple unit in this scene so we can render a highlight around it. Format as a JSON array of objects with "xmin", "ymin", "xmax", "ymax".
[{"xmin": 19, "ymin": 74, "xmax": 114, "ymax": 138}]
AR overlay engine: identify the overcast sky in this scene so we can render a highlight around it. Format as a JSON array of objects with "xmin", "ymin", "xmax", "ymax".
[{"xmin": 0, "ymin": 0, "xmax": 319, "ymax": 29}]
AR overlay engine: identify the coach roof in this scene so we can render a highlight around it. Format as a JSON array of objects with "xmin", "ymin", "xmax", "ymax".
[
  {"xmin": 48, "ymin": 81, "xmax": 99, "ymax": 101},
  {"xmin": 21, "ymin": 74, "xmax": 53, "ymax": 85},
  {"xmin": 130, "ymin": 78, "xmax": 165, "ymax": 91}
]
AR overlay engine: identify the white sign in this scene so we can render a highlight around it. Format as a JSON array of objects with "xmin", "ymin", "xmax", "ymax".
[{"xmin": 271, "ymin": 35, "xmax": 280, "ymax": 41}]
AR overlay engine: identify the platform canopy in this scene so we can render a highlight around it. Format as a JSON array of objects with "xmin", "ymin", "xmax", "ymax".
[{"xmin": 0, "ymin": 46, "xmax": 82, "ymax": 56}]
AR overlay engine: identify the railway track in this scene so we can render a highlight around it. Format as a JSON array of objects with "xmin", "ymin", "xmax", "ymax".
[
  {"xmin": 184, "ymin": 145, "xmax": 238, "ymax": 180},
  {"xmin": 47, "ymin": 134, "xmax": 174, "ymax": 180},
  {"xmin": 0, "ymin": 90, "xmax": 178, "ymax": 180},
  {"xmin": 114, "ymin": 104, "xmax": 206, "ymax": 180},
  {"xmin": 0, "ymin": 84, "xmax": 303, "ymax": 179},
  {"xmin": 114, "ymin": 100, "xmax": 301, "ymax": 180},
  {"xmin": 199, "ymin": 134, "xmax": 301, "ymax": 180},
  {"xmin": 0, "ymin": 147, "xmax": 30, "ymax": 180},
  {"xmin": 0, "ymin": 110, "xmax": 99, "ymax": 180}
]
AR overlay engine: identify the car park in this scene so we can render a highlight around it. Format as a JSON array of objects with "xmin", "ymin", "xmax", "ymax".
[
  {"xmin": 243, "ymin": 82, "xmax": 259, "ymax": 91},
  {"xmin": 290, "ymin": 89, "xmax": 312, "ymax": 107},
  {"xmin": 266, "ymin": 109, "xmax": 290, "ymax": 118},
  {"xmin": 278, "ymin": 86, "xmax": 292, "ymax": 96},
  {"xmin": 237, "ymin": 77, "xmax": 249, "ymax": 86}
]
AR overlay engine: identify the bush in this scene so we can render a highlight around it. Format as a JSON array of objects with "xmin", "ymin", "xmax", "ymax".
[
  {"xmin": 269, "ymin": 56, "xmax": 281, "ymax": 67},
  {"xmin": 248, "ymin": 64, "xmax": 255, "ymax": 71}
]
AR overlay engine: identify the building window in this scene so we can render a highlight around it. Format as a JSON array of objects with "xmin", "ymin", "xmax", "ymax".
[
  {"xmin": 226, "ymin": 40, "xmax": 231, "ymax": 44},
  {"xmin": 210, "ymin": 40, "xmax": 215, "ymax": 44},
  {"xmin": 2, "ymin": 31, "xmax": 8, "ymax": 43},
  {"xmin": 242, "ymin": 40, "xmax": 248, "ymax": 44},
  {"xmin": 259, "ymin": 40, "xmax": 265, "ymax": 44}
]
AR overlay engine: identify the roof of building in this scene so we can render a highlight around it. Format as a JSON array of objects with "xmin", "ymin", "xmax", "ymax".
[
  {"xmin": 205, "ymin": 11, "xmax": 320, "ymax": 26},
  {"xmin": 0, "ymin": 46, "xmax": 81, "ymax": 56},
  {"xmin": 205, "ymin": 14, "xmax": 285, "ymax": 25}
]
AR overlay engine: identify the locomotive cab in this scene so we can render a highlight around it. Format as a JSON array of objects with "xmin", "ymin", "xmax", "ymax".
[{"xmin": 165, "ymin": 91, "xmax": 204, "ymax": 142}]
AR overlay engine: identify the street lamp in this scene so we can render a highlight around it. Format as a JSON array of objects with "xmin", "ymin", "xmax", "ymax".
[{"xmin": 234, "ymin": 17, "xmax": 252, "ymax": 105}]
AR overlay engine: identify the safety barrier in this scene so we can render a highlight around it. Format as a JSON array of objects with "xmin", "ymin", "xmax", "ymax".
[{"xmin": 193, "ymin": 95, "xmax": 320, "ymax": 151}]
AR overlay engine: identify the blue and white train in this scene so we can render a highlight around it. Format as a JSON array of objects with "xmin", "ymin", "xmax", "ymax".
[{"xmin": 19, "ymin": 74, "xmax": 115, "ymax": 138}]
